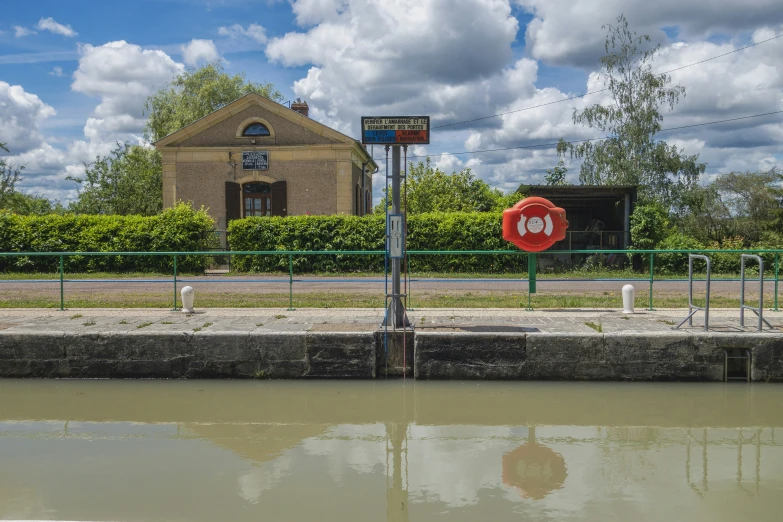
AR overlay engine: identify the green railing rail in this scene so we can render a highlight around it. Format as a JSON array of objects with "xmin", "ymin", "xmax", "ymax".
[{"xmin": 0, "ymin": 248, "xmax": 780, "ymax": 312}]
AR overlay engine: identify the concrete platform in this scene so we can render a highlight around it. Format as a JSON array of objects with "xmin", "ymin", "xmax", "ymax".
[{"xmin": 1, "ymin": 308, "xmax": 782, "ymax": 381}]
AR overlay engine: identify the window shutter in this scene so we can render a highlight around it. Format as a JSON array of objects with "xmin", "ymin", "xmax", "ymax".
[
  {"xmin": 225, "ymin": 182, "xmax": 241, "ymax": 222},
  {"xmin": 271, "ymin": 181, "xmax": 287, "ymax": 216}
]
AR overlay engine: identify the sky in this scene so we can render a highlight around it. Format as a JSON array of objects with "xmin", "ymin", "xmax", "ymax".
[{"xmin": 1, "ymin": 0, "xmax": 782, "ymax": 205}]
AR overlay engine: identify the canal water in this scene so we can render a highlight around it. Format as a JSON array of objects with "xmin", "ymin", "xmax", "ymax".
[{"xmin": 1, "ymin": 381, "xmax": 781, "ymax": 521}]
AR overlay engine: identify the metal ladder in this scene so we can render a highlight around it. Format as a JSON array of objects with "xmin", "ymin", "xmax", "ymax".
[
  {"xmin": 676, "ymin": 254, "xmax": 711, "ymax": 331},
  {"xmin": 740, "ymin": 254, "xmax": 773, "ymax": 331}
]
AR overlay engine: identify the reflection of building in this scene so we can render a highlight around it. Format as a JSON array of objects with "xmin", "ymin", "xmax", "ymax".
[{"xmin": 154, "ymin": 94, "xmax": 377, "ymax": 236}]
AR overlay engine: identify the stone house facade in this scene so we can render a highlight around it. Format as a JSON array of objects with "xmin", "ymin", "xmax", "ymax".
[{"xmin": 154, "ymin": 93, "xmax": 377, "ymax": 233}]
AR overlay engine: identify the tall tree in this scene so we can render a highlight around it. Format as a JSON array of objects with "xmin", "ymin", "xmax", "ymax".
[
  {"xmin": 375, "ymin": 158, "xmax": 513, "ymax": 214},
  {"xmin": 3, "ymin": 192, "xmax": 62, "ymax": 215},
  {"xmin": 544, "ymin": 159, "xmax": 568, "ymax": 186},
  {"xmin": 0, "ymin": 142, "xmax": 24, "ymax": 210},
  {"xmin": 144, "ymin": 61, "xmax": 284, "ymax": 142},
  {"xmin": 675, "ymin": 168, "xmax": 782, "ymax": 244},
  {"xmin": 68, "ymin": 143, "xmax": 162, "ymax": 215},
  {"xmin": 565, "ymin": 15, "xmax": 705, "ymax": 204}
]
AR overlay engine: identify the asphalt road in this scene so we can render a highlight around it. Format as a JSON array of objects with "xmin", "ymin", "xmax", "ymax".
[{"xmin": 0, "ymin": 275, "xmax": 776, "ymax": 298}]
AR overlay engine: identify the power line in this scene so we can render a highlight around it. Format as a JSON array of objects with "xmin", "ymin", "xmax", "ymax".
[
  {"xmin": 432, "ymin": 33, "xmax": 783, "ymax": 130},
  {"xmin": 374, "ymin": 109, "xmax": 783, "ymax": 160}
]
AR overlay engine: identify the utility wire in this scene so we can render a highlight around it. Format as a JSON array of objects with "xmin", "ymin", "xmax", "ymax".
[
  {"xmin": 432, "ymin": 33, "xmax": 783, "ymax": 130},
  {"xmin": 373, "ymin": 110, "xmax": 783, "ymax": 160}
]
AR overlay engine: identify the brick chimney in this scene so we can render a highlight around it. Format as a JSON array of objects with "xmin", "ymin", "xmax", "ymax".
[{"xmin": 291, "ymin": 98, "xmax": 309, "ymax": 118}]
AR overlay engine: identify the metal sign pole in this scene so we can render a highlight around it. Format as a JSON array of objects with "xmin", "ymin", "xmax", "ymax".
[
  {"xmin": 361, "ymin": 116, "xmax": 426, "ymax": 329},
  {"xmin": 387, "ymin": 145, "xmax": 407, "ymax": 327}
]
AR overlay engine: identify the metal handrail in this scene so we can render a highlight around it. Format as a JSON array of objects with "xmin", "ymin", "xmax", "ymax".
[
  {"xmin": 740, "ymin": 254, "xmax": 773, "ymax": 331},
  {"xmin": 676, "ymin": 254, "xmax": 711, "ymax": 331},
  {"xmin": 1, "ymin": 248, "xmax": 781, "ymax": 312}
]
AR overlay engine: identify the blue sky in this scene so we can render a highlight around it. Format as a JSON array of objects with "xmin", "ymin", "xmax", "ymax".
[{"xmin": 1, "ymin": 0, "xmax": 782, "ymax": 203}]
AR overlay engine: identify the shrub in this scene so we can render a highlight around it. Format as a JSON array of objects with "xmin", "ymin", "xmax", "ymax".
[
  {"xmin": 654, "ymin": 233, "xmax": 706, "ymax": 274},
  {"xmin": 0, "ymin": 204, "xmax": 214, "ymax": 273},
  {"xmin": 227, "ymin": 212, "xmax": 527, "ymax": 273},
  {"xmin": 707, "ymin": 237, "xmax": 744, "ymax": 274},
  {"xmin": 630, "ymin": 202, "xmax": 671, "ymax": 250}
]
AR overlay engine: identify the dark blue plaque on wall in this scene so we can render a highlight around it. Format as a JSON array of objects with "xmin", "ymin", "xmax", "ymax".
[{"xmin": 242, "ymin": 151, "xmax": 269, "ymax": 170}]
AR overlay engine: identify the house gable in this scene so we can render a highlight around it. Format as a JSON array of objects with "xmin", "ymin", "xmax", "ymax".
[
  {"xmin": 155, "ymin": 93, "xmax": 357, "ymax": 149},
  {"xmin": 177, "ymin": 105, "xmax": 339, "ymax": 148}
]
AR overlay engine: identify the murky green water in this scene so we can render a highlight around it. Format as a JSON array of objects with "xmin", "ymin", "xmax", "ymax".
[{"xmin": 1, "ymin": 381, "xmax": 782, "ymax": 521}]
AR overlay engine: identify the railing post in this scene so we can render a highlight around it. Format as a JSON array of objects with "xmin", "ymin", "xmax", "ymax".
[
  {"xmin": 775, "ymin": 252, "xmax": 779, "ymax": 312},
  {"xmin": 648, "ymin": 253, "xmax": 654, "ymax": 311},
  {"xmin": 59, "ymin": 254, "xmax": 65, "ymax": 311},
  {"xmin": 406, "ymin": 251, "xmax": 413, "ymax": 311},
  {"xmin": 288, "ymin": 253, "xmax": 294, "ymax": 311},
  {"xmin": 172, "ymin": 254, "xmax": 179, "ymax": 311},
  {"xmin": 525, "ymin": 253, "xmax": 536, "ymax": 311}
]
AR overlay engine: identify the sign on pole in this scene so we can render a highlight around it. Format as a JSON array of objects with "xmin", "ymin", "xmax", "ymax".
[
  {"xmin": 361, "ymin": 116, "xmax": 430, "ymax": 145},
  {"xmin": 387, "ymin": 214, "xmax": 404, "ymax": 259}
]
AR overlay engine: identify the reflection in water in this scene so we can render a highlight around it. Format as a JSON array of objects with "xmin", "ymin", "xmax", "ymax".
[
  {"xmin": 387, "ymin": 422, "xmax": 409, "ymax": 522},
  {"xmin": 502, "ymin": 427, "xmax": 567, "ymax": 499},
  {"xmin": 685, "ymin": 427, "xmax": 766, "ymax": 497},
  {"xmin": 1, "ymin": 381, "xmax": 782, "ymax": 522}
]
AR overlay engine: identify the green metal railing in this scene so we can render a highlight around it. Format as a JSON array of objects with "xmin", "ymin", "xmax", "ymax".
[{"xmin": 0, "ymin": 248, "xmax": 780, "ymax": 311}]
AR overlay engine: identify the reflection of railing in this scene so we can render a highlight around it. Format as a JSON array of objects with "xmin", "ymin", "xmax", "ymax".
[
  {"xmin": 0, "ymin": 248, "xmax": 781, "ymax": 311},
  {"xmin": 685, "ymin": 427, "xmax": 767, "ymax": 497}
]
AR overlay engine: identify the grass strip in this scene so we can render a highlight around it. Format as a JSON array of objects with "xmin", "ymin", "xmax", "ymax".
[{"xmin": 0, "ymin": 290, "xmax": 774, "ymax": 309}]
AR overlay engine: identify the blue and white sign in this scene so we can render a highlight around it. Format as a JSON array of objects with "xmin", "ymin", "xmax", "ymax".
[
  {"xmin": 361, "ymin": 116, "xmax": 430, "ymax": 145},
  {"xmin": 387, "ymin": 214, "xmax": 405, "ymax": 259}
]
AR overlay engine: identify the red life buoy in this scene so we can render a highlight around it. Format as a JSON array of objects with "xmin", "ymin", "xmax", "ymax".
[{"xmin": 502, "ymin": 197, "xmax": 568, "ymax": 252}]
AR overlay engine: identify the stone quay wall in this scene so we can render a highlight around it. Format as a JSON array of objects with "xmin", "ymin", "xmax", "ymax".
[{"xmin": 1, "ymin": 330, "xmax": 782, "ymax": 381}]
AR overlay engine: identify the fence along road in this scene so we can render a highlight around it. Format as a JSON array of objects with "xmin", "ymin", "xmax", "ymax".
[{"xmin": 0, "ymin": 249, "xmax": 780, "ymax": 311}]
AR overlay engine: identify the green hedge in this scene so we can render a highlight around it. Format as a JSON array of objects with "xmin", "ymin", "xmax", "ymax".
[
  {"xmin": 653, "ymin": 235, "xmax": 781, "ymax": 275},
  {"xmin": 227, "ymin": 213, "xmax": 527, "ymax": 273},
  {"xmin": 0, "ymin": 204, "xmax": 215, "ymax": 273}
]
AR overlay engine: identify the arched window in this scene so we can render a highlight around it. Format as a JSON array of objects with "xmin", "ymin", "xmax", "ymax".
[
  {"xmin": 242, "ymin": 123, "xmax": 271, "ymax": 137},
  {"xmin": 243, "ymin": 182, "xmax": 271, "ymax": 217}
]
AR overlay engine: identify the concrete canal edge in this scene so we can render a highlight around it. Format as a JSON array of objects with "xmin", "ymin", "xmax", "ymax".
[{"xmin": 1, "ymin": 329, "xmax": 782, "ymax": 381}]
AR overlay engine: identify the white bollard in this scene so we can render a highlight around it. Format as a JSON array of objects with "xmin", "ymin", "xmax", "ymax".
[
  {"xmin": 622, "ymin": 284, "xmax": 635, "ymax": 314},
  {"xmin": 181, "ymin": 286, "xmax": 195, "ymax": 313}
]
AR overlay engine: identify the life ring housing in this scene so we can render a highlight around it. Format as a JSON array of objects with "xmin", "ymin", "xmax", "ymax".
[{"xmin": 502, "ymin": 197, "xmax": 568, "ymax": 252}]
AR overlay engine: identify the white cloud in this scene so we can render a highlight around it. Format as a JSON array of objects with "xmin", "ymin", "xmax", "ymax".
[
  {"xmin": 13, "ymin": 26, "xmax": 36, "ymax": 38},
  {"xmin": 48, "ymin": 66, "xmax": 64, "ymax": 77},
  {"xmin": 0, "ymin": 82, "xmax": 56, "ymax": 154},
  {"xmin": 218, "ymin": 23, "xmax": 268, "ymax": 44},
  {"xmin": 8, "ymin": 2, "xmax": 783, "ymax": 205},
  {"xmin": 290, "ymin": 0, "xmax": 350, "ymax": 26},
  {"xmin": 3, "ymin": 41, "xmax": 187, "ymax": 203},
  {"xmin": 180, "ymin": 39, "xmax": 220, "ymax": 66},
  {"xmin": 452, "ymin": 34, "xmax": 783, "ymax": 187},
  {"xmin": 267, "ymin": 0, "xmax": 520, "ymax": 135},
  {"xmin": 72, "ymin": 41, "xmax": 184, "ymax": 144},
  {"xmin": 36, "ymin": 17, "xmax": 78, "ymax": 37},
  {"xmin": 516, "ymin": 0, "xmax": 783, "ymax": 67},
  {"xmin": 2, "ymin": 39, "xmax": 186, "ymax": 201}
]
